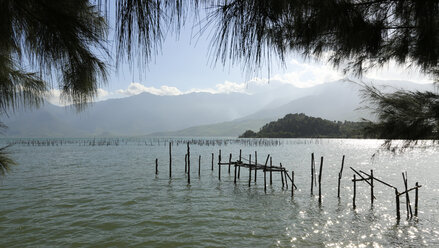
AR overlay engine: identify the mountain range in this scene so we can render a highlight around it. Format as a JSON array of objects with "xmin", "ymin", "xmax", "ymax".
[{"xmin": 3, "ymin": 79, "xmax": 433, "ymax": 137}]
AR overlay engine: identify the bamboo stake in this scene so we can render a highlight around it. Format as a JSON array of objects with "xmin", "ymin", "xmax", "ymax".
[
  {"xmin": 228, "ymin": 153, "xmax": 231, "ymax": 174},
  {"xmin": 318, "ymin": 156, "xmax": 323, "ymax": 204},
  {"xmin": 359, "ymin": 170, "xmax": 396, "ymax": 189},
  {"xmin": 311, "ymin": 153, "xmax": 315, "ymax": 195},
  {"xmin": 238, "ymin": 150, "xmax": 241, "ymax": 179},
  {"xmin": 187, "ymin": 142, "xmax": 190, "ymax": 185},
  {"xmin": 248, "ymin": 154, "xmax": 252, "ymax": 187},
  {"xmin": 169, "ymin": 142, "xmax": 172, "ymax": 178},
  {"xmin": 398, "ymin": 185, "xmax": 422, "ymax": 196},
  {"xmin": 218, "ymin": 149, "xmax": 221, "ymax": 181},
  {"xmin": 395, "ymin": 188, "xmax": 401, "ymax": 220},
  {"xmin": 211, "ymin": 153, "xmax": 214, "ymax": 171},
  {"xmin": 337, "ymin": 155, "xmax": 345, "ymax": 198},
  {"xmin": 353, "ymin": 174, "xmax": 356, "ymax": 209},
  {"xmin": 198, "ymin": 155, "xmax": 201, "ymax": 177},
  {"xmin": 264, "ymin": 155, "xmax": 270, "ymax": 193},
  {"xmin": 254, "ymin": 151, "xmax": 257, "ymax": 182},
  {"xmin": 402, "ymin": 172, "xmax": 413, "ymax": 218},
  {"xmin": 280, "ymin": 163, "xmax": 285, "ymax": 189},
  {"xmin": 370, "ymin": 169, "xmax": 374, "ymax": 206},
  {"xmin": 234, "ymin": 161, "xmax": 237, "ymax": 184},
  {"xmin": 155, "ymin": 158, "xmax": 158, "ymax": 175},
  {"xmin": 351, "ymin": 168, "xmax": 374, "ymax": 189},
  {"xmin": 415, "ymin": 182, "xmax": 419, "ymax": 217},
  {"xmin": 284, "ymin": 171, "xmax": 297, "ymax": 189}
]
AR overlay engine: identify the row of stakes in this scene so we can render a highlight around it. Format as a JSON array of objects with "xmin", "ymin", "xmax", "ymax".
[{"xmin": 155, "ymin": 142, "xmax": 420, "ymax": 220}]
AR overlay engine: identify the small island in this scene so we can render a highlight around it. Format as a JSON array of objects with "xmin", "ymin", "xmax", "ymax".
[{"xmin": 240, "ymin": 113, "xmax": 371, "ymax": 138}]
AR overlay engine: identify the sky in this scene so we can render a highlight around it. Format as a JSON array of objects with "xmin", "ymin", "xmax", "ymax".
[{"xmin": 46, "ymin": 11, "xmax": 436, "ymax": 106}]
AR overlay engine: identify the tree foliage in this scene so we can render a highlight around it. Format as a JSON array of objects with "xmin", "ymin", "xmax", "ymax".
[
  {"xmin": 1, "ymin": 0, "xmax": 108, "ymax": 175},
  {"xmin": 240, "ymin": 113, "xmax": 370, "ymax": 138},
  {"xmin": 209, "ymin": 0, "xmax": 439, "ymax": 79},
  {"xmin": 362, "ymin": 84, "xmax": 439, "ymax": 150}
]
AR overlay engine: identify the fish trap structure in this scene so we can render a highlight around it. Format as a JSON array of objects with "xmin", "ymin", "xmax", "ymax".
[{"xmin": 155, "ymin": 142, "xmax": 421, "ymax": 221}]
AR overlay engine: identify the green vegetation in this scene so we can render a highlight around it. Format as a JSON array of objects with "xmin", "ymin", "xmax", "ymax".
[
  {"xmin": 240, "ymin": 113, "xmax": 371, "ymax": 138},
  {"xmin": 362, "ymin": 85, "xmax": 439, "ymax": 149}
]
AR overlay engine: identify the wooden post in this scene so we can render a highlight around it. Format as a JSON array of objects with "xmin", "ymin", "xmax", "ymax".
[
  {"xmin": 337, "ymin": 155, "xmax": 345, "ymax": 198},
  {"xmin": 269, "ymin": 156, "xmax": 273, "ymax": 185},
  {"xmin": 291, "ymin": 171, "xmax": 295, "ymax": 198},
  {"xmin": 187, "ymin": 142, "xmax": 190, "ymax": 185},
  {"xmin": 254, "ymin": 151, "xmax": 257, "ymax": 182},
  {"xmin": 264, "ymin": 155, "xmax": 269, "ymax": 193},
  {"xmin": 238, "ymin": 150, "xmax": 241, "ymax": 179},
  {"xmin": 370, "ymin": 169, "xmax": 374, "ymax": 206},
  {"xmin": 311, "ymin": 153, "xmax": 315, "ymax": 195},
  {"xmin": 155, "ymin": 158, "xmax": 158, "ymax": 175},
  {"xmin": 198, "ymin": 155, "xmax": 201, "ymax": 177},
  {"xmin": 395, "ymin": 188, "xmax": 401, "ymax": 220},
  {"xmin": 318, "ymin": 156, "xmax": 323, "ymax": 204},
  {"xmin": 248, "ymin": 154, "xmax": 252, "ymax": 187},
  {"xmin": 169, "ymin": 142, "xmax": 172, "ymax": 178},
  {"xmin": 415, "ymin": 182, "xmax": 419, "ymax": 217},
  {"xmin": 353, "ymin": 175, "xmax": 356, "ymax": 209},
  {"xmin": 280, "ymin": 163, "xmax": 285, "ymax": 189},
  {"xmin": 284, "ymin": 167, "xmax": 289, "ymax": 189},
  {"xmin": 234, "ymin": 162, "xmax": 237, "ymax": 184},
  {"xmin": 211, "ymin": 153, "xmax": 214, "ymax": 171},
  {"xmin": 228, "ymin": 153, "xmax": 232, "ymax": 174},
  {"xmin": 218, "ymin": 149, "xmax": 221, "ymax": 181},
  {"xmin": 402, "ymin": 172, "xmax": 413, "ymax": 218}
]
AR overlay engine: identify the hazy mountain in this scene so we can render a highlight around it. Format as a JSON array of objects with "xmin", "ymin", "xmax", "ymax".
[
  {"xmin": 3, "ymin": 79, "xmax": 433, "ymax": 137},
  {"xmin": 4, "ymin": 92, "xmax": 277, "ymax": 137},
  {"xmin": 240, "ymin": 79, "xmax": 434, "ymax": 122},
  {"xmin": 149, "ymin": 118, "xmax": 272, "ymax": 137},
  {"xmin": 152, "ymin": 79, "xmax": 434, "ymax": 137}
]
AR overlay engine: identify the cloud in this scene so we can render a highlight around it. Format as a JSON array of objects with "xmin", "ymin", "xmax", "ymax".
[
  {"xmin": 270, "ymin": 58, "xmax": 344, "ymax": 88},
  {"xmin": 45, "ymin": 88, "xmax": 111, "ymax": 106},
  {"xmin": 46, "ymin": 57, "xmax": 434, "ymax": 106},
  {"xmin": 364, "ymin": 60, "xmax": 434, "ymax": 84},
  {"xmin": 185, "ymin": 81, "xmax": 251, "ymax": 94},
  {"xmin": 117, "ymin": 82, "xmax": 182, "ymax": 96},
  {"xmin": 97, "ymin": 88, "xmax": 109, "ymax": 98}
]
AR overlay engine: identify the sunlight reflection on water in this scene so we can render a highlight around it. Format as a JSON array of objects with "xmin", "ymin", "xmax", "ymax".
[{"xmin": 0, "ymin": 138, "xmax": 438, "ymax": 247}]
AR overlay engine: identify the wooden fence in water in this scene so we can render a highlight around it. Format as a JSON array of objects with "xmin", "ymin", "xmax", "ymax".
[{"xmin": 155, "ymin": 142, "xmax": 421, "ymax": 221}]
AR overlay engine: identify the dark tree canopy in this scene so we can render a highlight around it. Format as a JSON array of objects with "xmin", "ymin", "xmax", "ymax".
[
  {"xmin": 361, "ymin": 84, "xmax": 439, "ymax": 150},
  {"xmin": 209, "ymin": 0, "xmax": 438, "ymax": 79},
  {"xmin": 1, "ymin": 0, "xmax": 108, "ymax": 111}
]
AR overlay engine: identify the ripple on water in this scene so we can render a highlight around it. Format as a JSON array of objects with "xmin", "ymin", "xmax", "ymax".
[{"xmin": 1, "ymin": 138, "xmax": 439, "ymax": 247}]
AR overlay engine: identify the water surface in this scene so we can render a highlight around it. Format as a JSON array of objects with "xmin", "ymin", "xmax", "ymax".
[{"xmin": 1, "ymin": 138, "xmax": 438, "ymax": 247}]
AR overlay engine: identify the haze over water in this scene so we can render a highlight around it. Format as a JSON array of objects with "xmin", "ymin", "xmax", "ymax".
[{"xmin": 1, "ymin": 138, "xmax": 438, "ymax": 247}]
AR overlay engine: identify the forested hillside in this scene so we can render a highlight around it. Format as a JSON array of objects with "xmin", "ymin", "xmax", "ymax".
[{"xmin": 240, "ymin": 113, "xmax": 371, "ymax": 138}]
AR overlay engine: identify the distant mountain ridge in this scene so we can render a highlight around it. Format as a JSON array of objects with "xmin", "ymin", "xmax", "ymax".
[{"xmin": 3, "ymin": 79, "xmax": 433, "ymax": 137}]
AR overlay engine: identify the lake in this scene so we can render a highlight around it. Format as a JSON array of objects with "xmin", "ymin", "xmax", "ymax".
[{"xmin": 1, "ymin": 137, "xmax": 438, "ymax": 247}]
